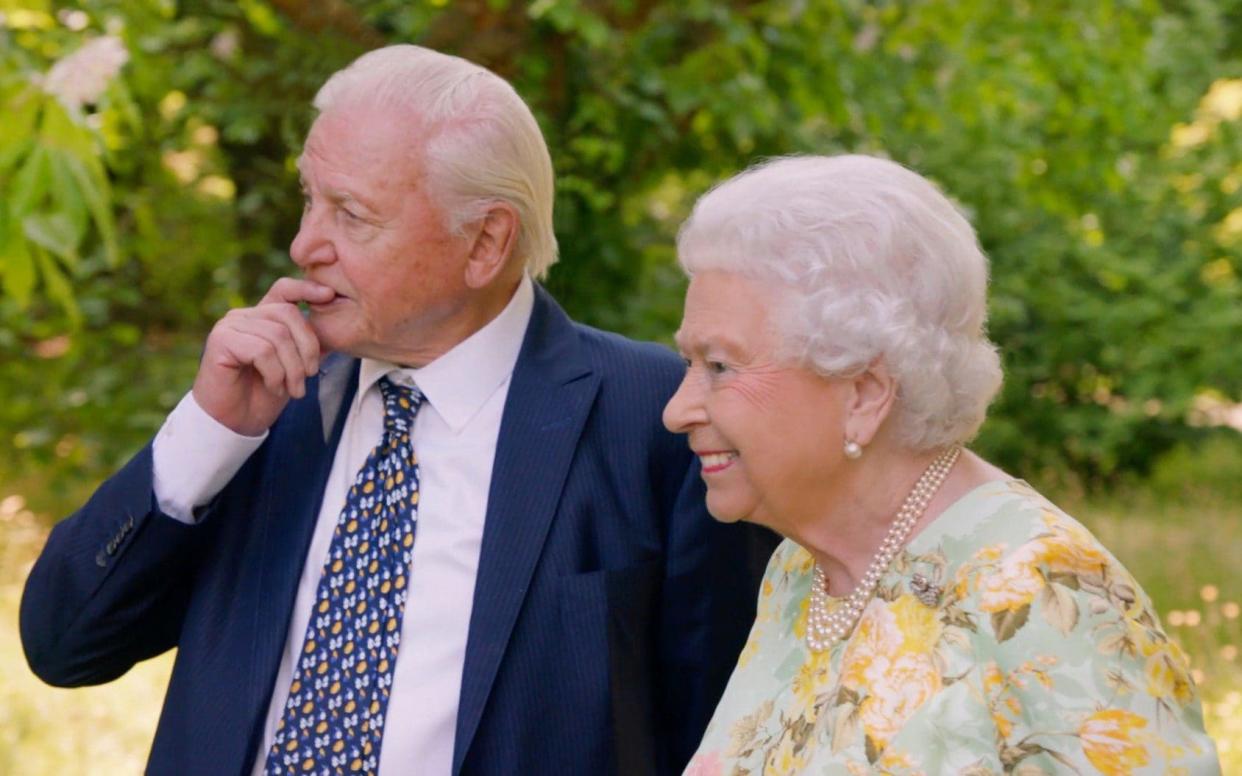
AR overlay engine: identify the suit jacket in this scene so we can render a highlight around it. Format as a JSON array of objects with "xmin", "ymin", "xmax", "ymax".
[{"xmin": 21, "ymin": 286, "xmax": 775, "ymax": 776}]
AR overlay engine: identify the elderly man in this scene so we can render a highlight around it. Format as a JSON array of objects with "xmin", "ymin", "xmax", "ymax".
[{"xmin": 21, "ymin": 45, "xmax": 769, "ymax": 776}]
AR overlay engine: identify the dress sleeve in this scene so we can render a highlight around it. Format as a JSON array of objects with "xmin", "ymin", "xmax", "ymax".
[{"xmin": 960, "ymin": 528, "xmax": 1222, "ymax": 775}]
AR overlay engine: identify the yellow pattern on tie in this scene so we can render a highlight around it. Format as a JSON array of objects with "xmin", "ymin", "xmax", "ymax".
[{"xmin": 264, "ymin": 377, "xmax": 423, "ymax": 775}]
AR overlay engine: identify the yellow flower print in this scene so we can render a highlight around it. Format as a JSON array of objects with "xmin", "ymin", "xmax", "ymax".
[
  {"xmin": 973, "ymin": 544, "xmax": 1007, "ymax": 563},
  {"xmin": 954, "ymin": 543, "xmax": 1007, "ymax": 599},
  {"xmin": 982, "ymin": 664, "xmax": 1017, "ymax": 740},
  {"xmin": 793, "ymin": 595, "xmax": 810, "ymax": 640},
  {"xmin": 1079, "ymin": 709, "xmax": 1151, "ymax": 775},
  {"xmin": 791, "ymin": 648, "xmax": 834, "ymax": 714},
  {"xmin": 858, "ymin": 652, "xmax": 941, "ymax": 750},
  {"xmin": 1038, "ymin": 512, "xmax": 1109, "ymax": 576},
  {"xmin": 841, "ymin": 605, "xmax": 900, "ymax": 688},
  {"xmin": 890, "ymin": 594, "xmax": 943, "ymax": 654},
  {"xmin": 976, "ymin": 518, "xmax": 1108, "ymax": 615},
  {"xmin": 784, "ymin": 545, "xmax": 815, "ymax": 575},
  {"xmin": 976, "ymin": 551, "xmax": 1044, "ymax": 613},
  {"xmin": 877, "ymin": 750, "xmax": 920, "ymax": 773},
  {"xmin": 763, "ymin": 733, "xmax": 808, "ymax": 776},
  {"xmin": 1142, "ymin": 639, "xmax": 1195, "ymax": 706}
]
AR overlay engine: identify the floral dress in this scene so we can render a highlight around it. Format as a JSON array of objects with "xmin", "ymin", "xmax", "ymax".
[{"xmin": 685, "ymin": 480, "xmax": 1220, "ymax": 775}]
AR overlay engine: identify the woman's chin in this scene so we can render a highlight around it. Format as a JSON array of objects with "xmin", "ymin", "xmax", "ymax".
[{"xmin": 705, "ymin": 496, "xmax": 749, "ymax": 525}]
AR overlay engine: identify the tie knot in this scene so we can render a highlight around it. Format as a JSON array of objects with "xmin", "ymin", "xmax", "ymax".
[{"xmin": 379, "ymin": 376, "xmax": 423, "ymax": 434}]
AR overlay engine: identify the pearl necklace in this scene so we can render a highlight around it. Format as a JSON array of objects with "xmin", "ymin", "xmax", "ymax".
[{"xmin": 805, "ymin": 446, "xmax": 961, "ymax": 652}]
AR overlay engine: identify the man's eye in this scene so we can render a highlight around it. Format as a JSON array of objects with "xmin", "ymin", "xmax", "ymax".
[{"xmin": 707, "ymin": 361, "xmax": 728, "ymax": 374}]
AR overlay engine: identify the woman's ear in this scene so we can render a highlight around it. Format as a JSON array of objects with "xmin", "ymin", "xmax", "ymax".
[
  {"xmin": 843, "ymin": 358, "xmax": 897, "ymax": 447},
  {"xmin": 464, "ymin": 202, "xmax": 520, "ymax": 289}
]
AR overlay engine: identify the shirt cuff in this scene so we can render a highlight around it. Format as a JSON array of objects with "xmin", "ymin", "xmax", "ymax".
[{"xmin": 152, "ymin": 391, "xmax": 268, "ymax": 524}]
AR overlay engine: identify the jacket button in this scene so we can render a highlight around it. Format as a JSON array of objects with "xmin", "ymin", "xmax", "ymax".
[
  {"xmin": 106, "ymin": 540, "xmax": 118, "ymax": 556},
  {"xmin": 96, "ymin": 550, "xmax": 108, "ymax": 567}
]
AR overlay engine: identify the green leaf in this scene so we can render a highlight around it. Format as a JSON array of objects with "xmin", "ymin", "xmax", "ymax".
[
  {"xmin": 9, "ymin": 144, "xmax": 50, "ymax": 217},
  {"xmin": 47, "ymin": 150, "xmax": 89, "ymax": 242},
  {"xmin": 23, "ymin": 212, "xmax": 79, "ymax": 264},
  {"xmin": 990, "ymin": 603, "xmax": 1031, "ymax": 643},
  {"xmin": 39, "ymin": 93, "xmax": 97, "ymax": 159},
  {"xmin": 33, "ymin": 245, "xmax": 81, "ymax": 325},
  {"xmin": 0, "ymin": 84, "xmax": 42, "ymax": 173},
  {"xmin": 60, "ymin": 153, "xmax": 118, "ymax": 266},
  {"xmin": 1, "ymin": 220, "xmax": 36, "ymax": 307},
  {"xmin": 1039, "ymin": 582, "xmax": 1079, "ymax": 636}
]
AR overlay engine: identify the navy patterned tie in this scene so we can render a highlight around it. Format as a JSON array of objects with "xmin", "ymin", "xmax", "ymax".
[{"xmin": 264, "ymin": 376, "xmax": 423, "ymax": 775}]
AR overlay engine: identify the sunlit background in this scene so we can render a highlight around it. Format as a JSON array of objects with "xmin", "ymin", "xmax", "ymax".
[{"xmin": 2, "ymin": 0, "xmax": 1240, "ymax": 773}]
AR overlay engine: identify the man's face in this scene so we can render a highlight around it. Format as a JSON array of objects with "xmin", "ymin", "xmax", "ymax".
[{"xmin": 291, "ymin": 102, "xmax": 472, "ymax": 366}]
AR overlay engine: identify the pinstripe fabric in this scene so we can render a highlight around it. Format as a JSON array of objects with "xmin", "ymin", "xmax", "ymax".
[{"xmin": 21, "ymin": 286, "xmax": 774, "ymax": 776}]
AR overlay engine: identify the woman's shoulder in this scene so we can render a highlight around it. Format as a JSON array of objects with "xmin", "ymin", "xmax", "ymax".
[{"xmin": 912, "ymin": 478, "xmax": 1120, "ymax": 570}]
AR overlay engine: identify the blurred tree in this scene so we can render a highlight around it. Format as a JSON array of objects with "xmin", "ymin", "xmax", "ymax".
[{"xmin": 1, "ymin": 0, "xmax": 1240, "ymax": 510}]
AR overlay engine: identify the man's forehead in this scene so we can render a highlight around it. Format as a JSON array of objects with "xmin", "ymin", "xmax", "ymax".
[{"xmin": 295, "ymin": 115, "xmax": 427, "ymax": 193}]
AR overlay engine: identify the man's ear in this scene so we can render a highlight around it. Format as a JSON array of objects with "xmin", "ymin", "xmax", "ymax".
[
  {"xmin": 464, "ymin": 202, "xmax": 519, "ymax": 289},
  {"xmin": 843, "ymin": 358, "xmax": 898, "ymax": 447}
]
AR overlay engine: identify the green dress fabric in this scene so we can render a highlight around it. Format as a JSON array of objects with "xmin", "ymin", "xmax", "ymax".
[{"xmin": 685, "ymin": 480, "xmax": 1220, "ymax": 775}]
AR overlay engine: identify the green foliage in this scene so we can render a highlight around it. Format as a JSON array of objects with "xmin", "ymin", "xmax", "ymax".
[
  {"xmin": 0, "ymin": 41, "xmax": 119, "ymax": 321},
  {"xmin": 1145, "ymin": 432, "xmax": 1242, "ymax": 505},
  {"xmin": 1, "ymin": 0, "xmax": 1241, "ymax": 501}
]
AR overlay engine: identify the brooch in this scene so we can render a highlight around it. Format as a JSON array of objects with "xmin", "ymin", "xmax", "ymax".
[{"xmin": 909, "ymin": 573, "xmax": 942, "ymax": 607}]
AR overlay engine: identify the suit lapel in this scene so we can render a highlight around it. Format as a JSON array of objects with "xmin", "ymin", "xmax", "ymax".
[
  {"xmin": 236, "ymin": 355, "xmax": 359, "ymax": 769},
  {"xmin": 452, "ymin": 288, "xmax": 598, "ymax": 773}
]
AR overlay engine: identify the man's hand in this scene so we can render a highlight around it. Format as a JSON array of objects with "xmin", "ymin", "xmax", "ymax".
[{"xmin": 192, "ymin": 278, "xmax": 336, "ymax": 436}]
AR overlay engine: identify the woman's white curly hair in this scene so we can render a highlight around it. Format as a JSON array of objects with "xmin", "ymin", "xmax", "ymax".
[{"xmin": 677, "ymin": 154, "xmax": 1003, "ymax": 451}]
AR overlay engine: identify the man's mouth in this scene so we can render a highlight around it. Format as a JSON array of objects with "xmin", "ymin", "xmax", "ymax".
[{"xmin": 308, "ymin": 293, "xmax": 346, "ymax": 310}]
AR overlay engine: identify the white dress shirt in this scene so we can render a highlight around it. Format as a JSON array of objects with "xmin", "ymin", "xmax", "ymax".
[{"xmin": 152, "ymin": 275, "xmax": 534, "ymax": 776}]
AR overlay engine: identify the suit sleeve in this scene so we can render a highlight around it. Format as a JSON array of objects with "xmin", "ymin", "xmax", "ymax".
[
  {"xmin": 654, "ymin": 430, "xmax": 780, "ymax": 772},
  {"xmin": 19, "ymin": 439, "xmax": 255, "ymax": 687}
]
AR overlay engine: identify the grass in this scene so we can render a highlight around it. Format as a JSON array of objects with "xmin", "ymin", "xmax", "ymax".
[
  {"xmin": 1, "ymin": 486, "xmax": 1238, "ymax": 773},
  {"xmin": 1068, "ymin": 493, "xmax": 1242, "ymax": 771},
  {"xmin": 0, "ymin": 494, "xmax": 173, "ymax": 776}
]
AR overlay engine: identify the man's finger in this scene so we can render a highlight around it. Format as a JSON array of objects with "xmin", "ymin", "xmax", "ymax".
[
  {"xmin": 259, "ymin": 303, "xmax": 322, "ymax": 376},
  {"xmin": 226, "ymin": 319, "xmax": 310, "ymax": 398},
  {"xmin": 260, "ymin": 277, "xmax": 337, "ymax": 306},
  {"xmin": 226, "ymin": 330, "xmax": 292, "ymax": 397}
]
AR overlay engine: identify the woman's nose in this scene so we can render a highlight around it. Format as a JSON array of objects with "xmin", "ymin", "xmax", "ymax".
[{"xmin": 663, "ymin": 370, "xmax": 706, "ymax": 434}]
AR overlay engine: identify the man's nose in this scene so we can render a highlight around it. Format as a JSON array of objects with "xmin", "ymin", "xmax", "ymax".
[
  {"xmin": 663, "ymin": 371, "xmax": 706, "ymax": 434},
  {"xmin": 290, "ymin": 208, "xmax": 332, "ymax": 269}
]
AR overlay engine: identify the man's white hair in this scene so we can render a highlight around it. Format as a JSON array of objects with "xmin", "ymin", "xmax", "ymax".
[
  {"xmin": 677, "ymin": 154, "xmax": 1003, "ymax": 451},
  {"xmin": 314, "ymin": 44, "xmax": 558, "ymax": 278}
]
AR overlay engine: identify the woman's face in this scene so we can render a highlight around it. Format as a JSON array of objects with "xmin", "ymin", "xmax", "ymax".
[{"xmin": 664, "ymin": 271, "xmax": 853, "ymax": 535}]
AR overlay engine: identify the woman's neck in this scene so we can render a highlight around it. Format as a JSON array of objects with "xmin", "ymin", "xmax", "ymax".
[{"xmin": 797, "ymin": 448, "xmax": 1004, "ymax": 596}]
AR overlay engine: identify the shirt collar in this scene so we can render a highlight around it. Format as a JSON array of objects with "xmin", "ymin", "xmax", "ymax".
[{"xmin": 356, "ymin": 274, "xmax": 534, "ymax": 432}]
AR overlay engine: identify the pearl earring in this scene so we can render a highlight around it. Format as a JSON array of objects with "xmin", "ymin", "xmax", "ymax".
[{"xmin": 843, "ymin": 439, "xmax": 863, "ymax": 460}]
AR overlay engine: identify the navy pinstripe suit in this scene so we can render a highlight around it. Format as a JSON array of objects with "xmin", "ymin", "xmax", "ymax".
[{"xmin": 21, "ymin": 285, "xmax": 774, "ymax": 775}]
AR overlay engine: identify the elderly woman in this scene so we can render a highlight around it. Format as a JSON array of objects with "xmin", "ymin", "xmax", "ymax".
[{"xmin": 664, "ymin": 155, "xmax": 1220, "ymax": 775}]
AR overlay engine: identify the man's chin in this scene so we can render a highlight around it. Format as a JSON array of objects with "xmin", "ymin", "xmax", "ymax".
[{"xmin": 306, "ymin": 318, "xmax": 355, "ymax": 359}]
